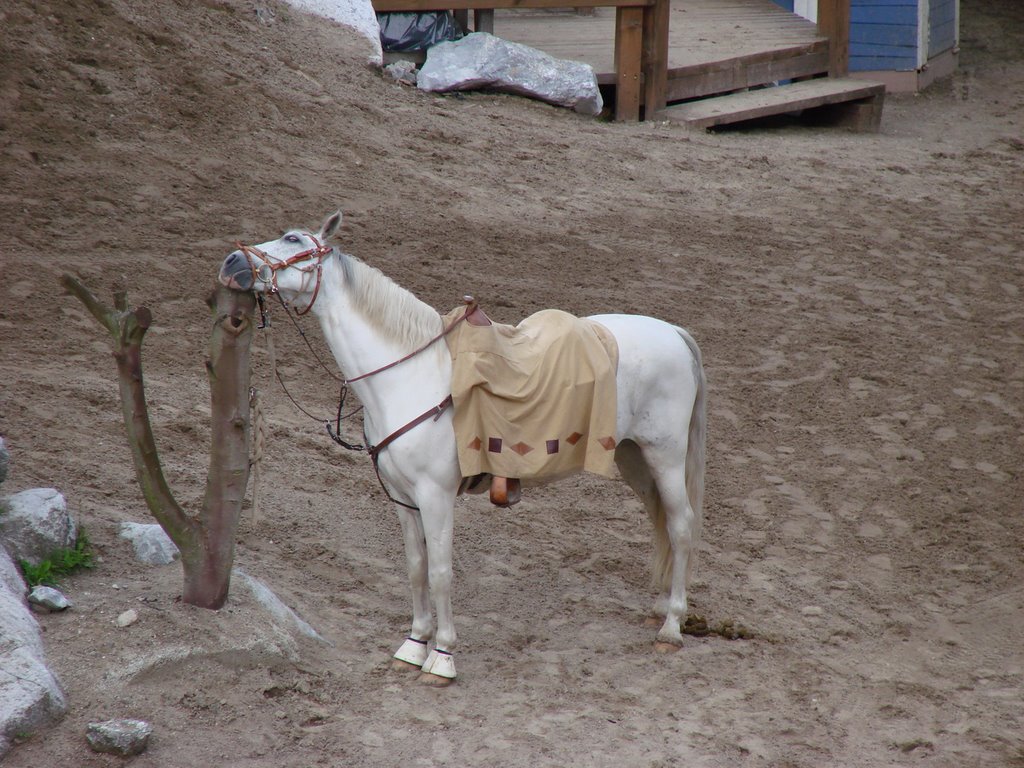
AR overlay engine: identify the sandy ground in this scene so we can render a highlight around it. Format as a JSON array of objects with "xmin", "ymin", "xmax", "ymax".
[{"xmin": 1, "ymin": 0, "xmax": 1022, "ymax": 765}]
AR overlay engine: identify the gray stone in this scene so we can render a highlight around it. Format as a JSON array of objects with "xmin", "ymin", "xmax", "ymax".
[
  {"xmin": 114, "ymin": 609, "xmax": 139, "ymax": 628},
  {"xmin": 113, "ymin": 568, "xmax": 329, "ymax": 685},
  {"xmin": 27, "ymin": 586, "xmax": 71, "ymax": 612},
  {"xmin": 119, "ymin": 521, "xmax": 180, "ymax": 566},
  {"xmin": 385, "ymin": 59, "xmax": 419, "ymax": 85},
  {"xmin": 0, "ymin": 585, "xmax": 67, "ymax": 758},
  {"xmin": 0, "ymin": 489, "xmax": 77, "ymax": 566},
  {"xmin": 0, "ymin": 547, "xmax": 25, "ymax": 598},
  {"xmin": 86, "ymin": 718, "xmax": 153, "ymax": 756},
  {"xmin": 0, "ymin": 437, "xmax": 9, "ymax": 486},
  {"xmin": 417, "ymin": 33, "xmax": 603, "ymax": 116},
  {"xmin": 234, "ymin": 569, "xmax": 323, "ymax": 643}
]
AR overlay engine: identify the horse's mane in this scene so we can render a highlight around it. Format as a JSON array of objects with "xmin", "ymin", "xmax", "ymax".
[{"xmin": 331, "ymin": 250, "xmax": 443, "ymax": 348}]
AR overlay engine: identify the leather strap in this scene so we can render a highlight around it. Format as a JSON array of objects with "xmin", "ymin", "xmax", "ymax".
[{"xmin": 368, "ymin": 395, "xmax": 453, "ymax": 511}]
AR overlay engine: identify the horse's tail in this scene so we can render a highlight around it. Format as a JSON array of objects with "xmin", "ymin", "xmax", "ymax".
[
  {"xmin": 651, "ymin": 326, "xmax": 706, "ymax": 592},
  {"xmin": 679, "ymin": 327, "xmax": 706, "ymax": 582}
]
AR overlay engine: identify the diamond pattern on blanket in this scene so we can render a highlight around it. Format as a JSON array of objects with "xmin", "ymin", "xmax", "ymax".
[{"xmin": 443, "ymin": 305, "xmax": 619, "ymax": 480}]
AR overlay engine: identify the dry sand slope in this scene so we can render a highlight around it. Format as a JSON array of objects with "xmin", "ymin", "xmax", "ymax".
[{"xmin": 0, "ymin": 0, "xmax": 1022, "ymax": 765}]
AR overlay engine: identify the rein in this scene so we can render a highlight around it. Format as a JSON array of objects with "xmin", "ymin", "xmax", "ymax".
[{"xmin": 247, "ymin": 259, "xmax": 475, "ymax": 510}]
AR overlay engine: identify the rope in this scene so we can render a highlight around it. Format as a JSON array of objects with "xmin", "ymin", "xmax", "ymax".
[{"xmin": 250, "ymin": 387, "xmax": 265, "ymax": 526}]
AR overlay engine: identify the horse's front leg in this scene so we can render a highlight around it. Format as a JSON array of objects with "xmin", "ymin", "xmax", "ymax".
[
  {"xmin": 414, "ymin": 489, "xmax": 458, "ymax": 686},
  {"xmin": 391, "ymin": 507, "xmax": 433, "ymax": 671}
]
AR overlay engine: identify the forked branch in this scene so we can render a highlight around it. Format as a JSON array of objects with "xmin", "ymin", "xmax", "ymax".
[{"xmin": 60, "ymin": 274, "xmax": 257, "ymax": 608}]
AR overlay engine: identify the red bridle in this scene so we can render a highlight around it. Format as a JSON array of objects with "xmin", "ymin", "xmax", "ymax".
[{"xmin": 235, "ymin": 234, "xmax": 333, "ymax": 315}]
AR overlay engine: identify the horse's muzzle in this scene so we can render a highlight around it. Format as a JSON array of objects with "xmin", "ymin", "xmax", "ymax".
[{"xmin": 220, "ymin": 250, "xmax": 255, "ymax": 292}]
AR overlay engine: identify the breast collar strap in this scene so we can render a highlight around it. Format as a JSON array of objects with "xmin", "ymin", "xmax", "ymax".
[{"xmin": 364, "ymin": 395, "xmax": 453, "ymax": 511}]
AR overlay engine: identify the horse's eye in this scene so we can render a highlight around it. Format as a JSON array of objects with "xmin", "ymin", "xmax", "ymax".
[{"xmin": 285, "ymin": 234, "xmax": 301, "ymax": 244}]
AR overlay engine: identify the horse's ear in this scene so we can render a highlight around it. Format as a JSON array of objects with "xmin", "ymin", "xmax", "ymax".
[{"xmin": 320, "ymin": 210, "xmax": 343, "ymax": 241}]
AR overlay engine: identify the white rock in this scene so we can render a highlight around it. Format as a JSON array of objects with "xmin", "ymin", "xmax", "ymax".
[
  {"xmin": 385, "ymin": 59, "xmax": 419, "ymax": 85},
  {"xmin": 0, "ymin": 489, "xmax": 77, "ymax": 566},
  {"xmin": 234, "ymin": 569, "xmax": 323, "ymax": 643},
  {"xmin": 27, "ymin": 586, "xmax": 71, "ymax": 612},
  {"xmin": 119, "ymin": 522, "xmax": 180, "ymax": 566},
  {"xmin": 86, "ymin": 718, "xmax": 153, "ymax": 756},
  {"xmin": 0, "ymin": 585, "xmax": 67, "ymax": 758},
  {"xmin": 418, "ymin": 33, "xmax": 603, "ymax": 116},
  {"xmin": 108, "ymin": 568, "xmax": 330, "ymax": 687},
  {"xmin": 0, "ymin": 436, "xmax": 9, "ymax": 486},
  {"xmin": 282, "ymin": 0, "xmax": 382, "ymax": 64},
  {"xmin": 115, "ymin": 609, "xmax": 139, "ymax": 628},
  {"xmin": 0, "ymin": 546, "xmax": 25, "ymax": 597}
]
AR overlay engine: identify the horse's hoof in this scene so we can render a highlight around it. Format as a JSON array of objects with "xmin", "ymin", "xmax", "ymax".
[
  {"xmin": 391, "ymin": 658, "xmax": 422, "ymax": 673},
  {"xmin": 393, "ymin": 636, "xmax": 430, "ymax": 668},
  {"xmin": 417, "ymin": 672, "xmax": 455, "ymax": 687},
  {"xmin": 653, "ymin": 640, "xmax": 682, "ymax": 654}
]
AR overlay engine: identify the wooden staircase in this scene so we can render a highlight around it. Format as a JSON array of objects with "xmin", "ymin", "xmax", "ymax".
[
  {"xmin": 660, "ymin": 76, "xmax": 885, "ymax": 131},
  {"xmin": 653, "ymin": 0, "xmax": 886, "ymax": 131}
]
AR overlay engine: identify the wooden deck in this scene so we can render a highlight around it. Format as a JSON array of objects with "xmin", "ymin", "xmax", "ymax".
[
  {"xmin": 484, "ymin": 0, "xmax": 829, "ymax": 103},
  {"xmin": 375, "ymin": 0, "xmax": 873, "ymax": 125}
]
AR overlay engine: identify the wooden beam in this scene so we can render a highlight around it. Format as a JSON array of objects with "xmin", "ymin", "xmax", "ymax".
[
  {"xmin": 372, "ymin": 0, "xmax": 653, "ymax": 11},
  {"xmin": 664, "ymin": 42, "xmax": 830, "ymax": 102},
  {"xmin": 661, "ymin": 78, "xmax": 884, "ymax": 130},
  {"xmin": 816, "ymin": 0, "xmax": 849, "ymax": 77},
  {"xmin": 614, "ymin": 6, "xmax": 644, "ymax": 121},
  {"xmin": 641, "ymin": 0, "xmax": 669, "ymax": 118}
]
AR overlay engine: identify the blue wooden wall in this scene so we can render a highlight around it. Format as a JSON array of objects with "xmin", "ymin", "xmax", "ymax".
[
  {"xmin": 769, "ymin": 0, "xmax": 958, "ymax": 72},
  {"xmin": 850, "ymin": 0, "xmax": 918, "ymax": 72}
]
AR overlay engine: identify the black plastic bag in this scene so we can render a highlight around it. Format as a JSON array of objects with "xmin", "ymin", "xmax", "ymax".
[{"xmin": 377, "ymin": 11, "xmax": 463, "ymax": 52}]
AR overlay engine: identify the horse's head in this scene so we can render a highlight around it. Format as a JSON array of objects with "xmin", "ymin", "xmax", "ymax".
[{"xmin": 219, "ymin": 211, "xmax": 343, "ymax": 313}]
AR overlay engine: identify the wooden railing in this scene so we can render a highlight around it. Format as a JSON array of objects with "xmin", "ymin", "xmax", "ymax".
[{"xmin": 372, "ymin": 0, "xmax": 671, "ymax": 121}]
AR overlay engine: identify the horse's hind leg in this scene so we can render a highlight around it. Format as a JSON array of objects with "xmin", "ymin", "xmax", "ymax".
[
  {"xmin": 615, "ymin": 440, "xmax": 671, "ymax": 620},
  {"xmin": 392, "ymin": 507, "xmax": 433, "ymax": 670},
  {"xmin": 619, "ymin": 440, "xmax": 698, "ymax": 649},
  {"xmin": 649, "ymin": 460, "xmax": 698, "ymax": 650}
]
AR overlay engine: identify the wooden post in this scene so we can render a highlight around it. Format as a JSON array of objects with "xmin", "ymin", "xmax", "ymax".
[
  {"xmin": 614, "ymin": 6, "xmax": 644, "ymax": 121},
  {"xmin": 641, "ymin": 0, "xmax": 669, "ymax": 119},
  {"xmin": 473, "ymin": 8, "xmax": 494, "ymax": 33},
  {"xmin": 817, "ymin": 0, "xmax": 850, "ymax": 77}
]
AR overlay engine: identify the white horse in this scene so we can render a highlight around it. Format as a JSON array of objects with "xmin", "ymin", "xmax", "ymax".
[{"xmin": 220, "ymin": 211, "xmax": 707, "ymax": 685}]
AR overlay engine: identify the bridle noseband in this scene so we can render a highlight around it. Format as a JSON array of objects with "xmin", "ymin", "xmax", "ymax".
[{"xmin": 236, "ymin": 233, "xmax": 333, "ymax": 315}]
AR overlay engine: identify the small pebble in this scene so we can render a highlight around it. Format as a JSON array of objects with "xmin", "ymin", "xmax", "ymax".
[
  {"xmin": 28, "ymin": 586, "xmax": 72, "ymax": 612},
  {"xmin": 86, "ymin": 718, "xmax": 153, "ymax": 756},
  {"xmin": 115, "ymin": 609, "xmax": 139, "ymax": 627},
  {"xmin": 800, "ymin": 606, "xmax": 824, "ymax": 617}
]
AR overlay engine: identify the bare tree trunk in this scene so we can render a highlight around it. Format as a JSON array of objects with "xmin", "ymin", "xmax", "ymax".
[
  {"xmin": 61, "ymin": 275, "xmax": 255, "ymax": 609},
  {"xmin": 188, "ymin": 286, "xmax": 257, "ymax": 607}
]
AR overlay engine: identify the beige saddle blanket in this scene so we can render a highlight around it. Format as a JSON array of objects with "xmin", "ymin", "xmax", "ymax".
[{"xmin": 441, "ymin": 305, "xmax": 619, "ymax": 481}]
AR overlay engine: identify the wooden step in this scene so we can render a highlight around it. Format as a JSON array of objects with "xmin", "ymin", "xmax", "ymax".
[
  {"xmin": 660, "ymin": 77, "xmax": 886, "ymax": 132},
  {"xmin": 665, "ymin": 41, "xmax": 831, "ymax": 102}
]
